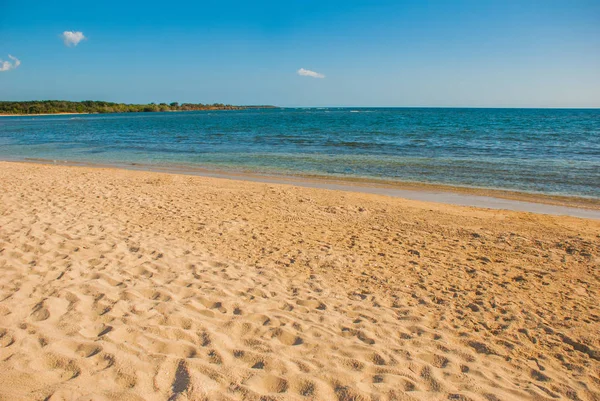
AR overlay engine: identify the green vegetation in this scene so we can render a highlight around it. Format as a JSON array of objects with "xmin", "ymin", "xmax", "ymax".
[{"xmin": 0, "ymin": 100, "xmax": 276, "ymax": 115}]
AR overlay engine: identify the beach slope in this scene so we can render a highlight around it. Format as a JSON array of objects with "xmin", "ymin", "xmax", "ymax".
[{"xmin": 0, "ymin": 162, "xmax": 598, "ymax": 401}]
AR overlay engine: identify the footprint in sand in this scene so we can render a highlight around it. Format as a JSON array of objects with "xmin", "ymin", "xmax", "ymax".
[
  {"xmin": 272, "ymin": 328, "xmax": 303, "ymax": 346},
  {"xmin": 75, "ymin": 343, "xmax": 103, "ymax": 358},
  {"xmin": 30, "ymin": 302, "xmax": 50, "ymax": 321}
]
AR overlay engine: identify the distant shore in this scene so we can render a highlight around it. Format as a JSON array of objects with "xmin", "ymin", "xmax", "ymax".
[
  {"xmin": 0, "ymin": 112, "xmax": 91, "ymax": 117},
  {"xmin": 0, "ymin": 100, "xmax": 277, "ymax": 115},
  {"xmin": 0, "ymin": 108, "xmax": 275, "ymax": 117}
]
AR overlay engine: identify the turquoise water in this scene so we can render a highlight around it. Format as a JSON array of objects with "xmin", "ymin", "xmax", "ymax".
[{"xmin": 1, "ymin": 108, "xmax": 599, "ymax": 198}]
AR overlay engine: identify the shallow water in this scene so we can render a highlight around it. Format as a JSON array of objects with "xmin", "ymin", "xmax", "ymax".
[{"xmin": 1, "ymin": 108, "xmax": 598, "ymax": 198}]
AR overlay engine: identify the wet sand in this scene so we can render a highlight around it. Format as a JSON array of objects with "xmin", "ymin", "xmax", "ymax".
[
  {"xmin": 1, "ymin": 161, "xmax": 599, "ymax": 400},
  {"xmin": 9, "ymin": 157, "xmax": 600, "ymax": 218}
]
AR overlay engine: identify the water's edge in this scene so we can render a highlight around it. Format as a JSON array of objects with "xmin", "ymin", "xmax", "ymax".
[
  {"xmin": 4, "ymin": 158, "xmax": 599, "ymax": 220},
  {"xmin": 2, "ymin": 109, "xmax": 598, "ymax": 198}
]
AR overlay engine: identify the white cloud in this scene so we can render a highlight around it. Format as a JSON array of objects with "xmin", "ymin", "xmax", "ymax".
[
  {"xmin": 62, "ymin": 31, "xmax": 86, "ymax": 47},
  {"xmin": 297, "ymin": 68, "xmax": 325, "ymax": 79},
  {"xmin": 0, "ymin": 55, "xmax": 20, "ymax": 72}
]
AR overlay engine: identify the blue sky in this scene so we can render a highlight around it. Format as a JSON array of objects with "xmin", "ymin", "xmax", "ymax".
[{"xmin": 0, "ymin": 0, "xmax": 599, "ymax": 107}]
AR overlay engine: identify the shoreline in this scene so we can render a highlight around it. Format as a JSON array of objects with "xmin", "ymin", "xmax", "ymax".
[
  {"xmin": 4, "ymin": 158, "xmax": 599, "ymax": 219},
  {"xmin": 0, "ymin": 108, "xmax": 278, "ymax": 117}
]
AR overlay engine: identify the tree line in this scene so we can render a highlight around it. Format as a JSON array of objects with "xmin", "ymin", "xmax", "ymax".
[{"xmin": 0, "ymin": 100, "xmax": 275, "ymax": 115}]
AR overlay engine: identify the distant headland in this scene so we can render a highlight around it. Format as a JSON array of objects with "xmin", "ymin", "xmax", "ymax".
[{"xmin": 0, "ymin": 101, "xmax": 277, "ymax": 115}]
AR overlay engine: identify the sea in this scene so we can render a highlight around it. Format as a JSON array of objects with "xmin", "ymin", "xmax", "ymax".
[{"xmin": 1, "ymin": 108, "xmax": 598, "ymax": 198}]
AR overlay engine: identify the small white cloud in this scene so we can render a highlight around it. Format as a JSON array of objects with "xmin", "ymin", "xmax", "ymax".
[
  {"xmin": 297, "ymin": 68, "xmax": 325, "ymax": 79},
  {"xmin": 0, "ymin": 55, "xmax": 20, "ymax": 72},
  {"xmin": 62, "ymin": 31, "xmax": 86, "ymax": 47}
]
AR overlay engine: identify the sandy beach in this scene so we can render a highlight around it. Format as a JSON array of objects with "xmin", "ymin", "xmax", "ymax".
[{"xmin": 1, "ymin": 161, "xmax": 598, "ymax": 400}]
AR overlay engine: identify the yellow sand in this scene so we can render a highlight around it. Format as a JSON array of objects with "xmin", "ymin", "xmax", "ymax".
[{"xmin": 0, "ymin": 161, "xmax": 598, "ymax": 401}]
